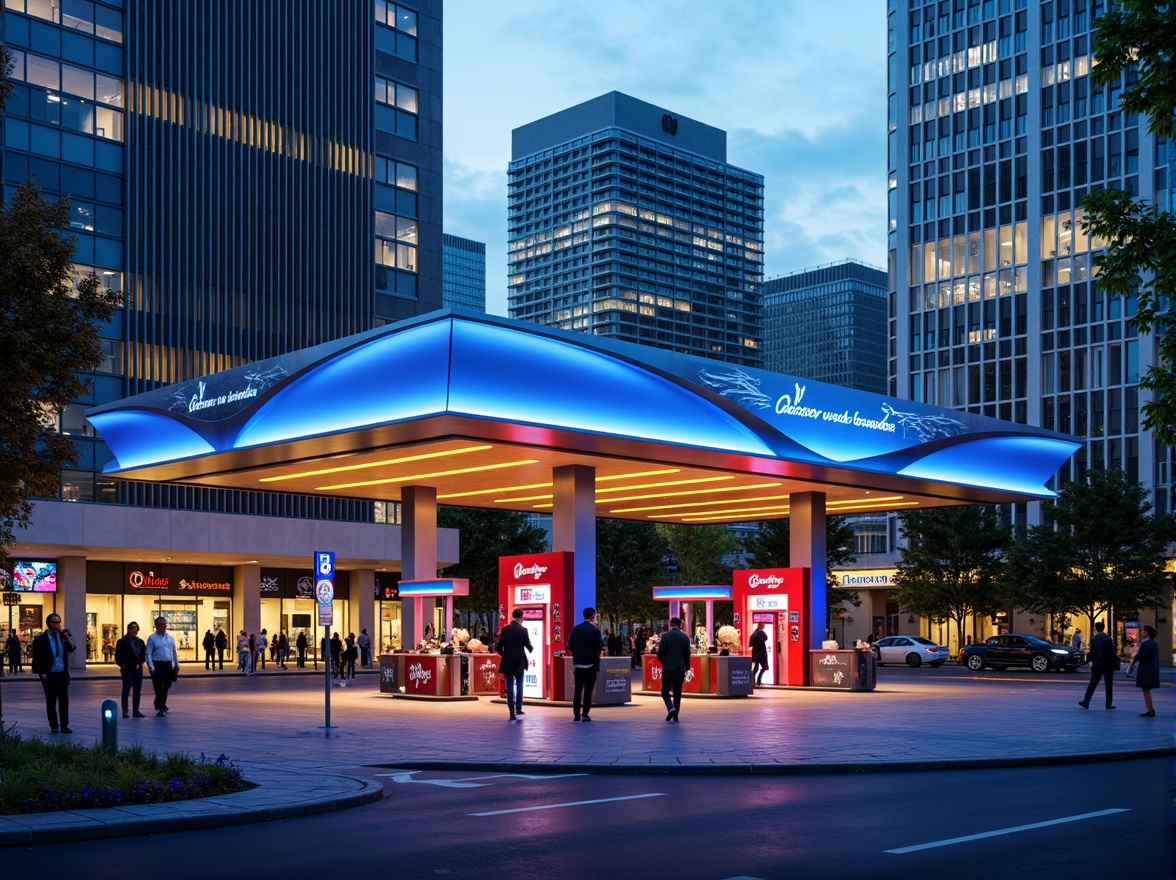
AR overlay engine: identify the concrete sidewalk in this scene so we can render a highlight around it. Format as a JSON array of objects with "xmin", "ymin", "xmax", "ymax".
[{"xmin": 0, "ymin": 667, "xmax": 1170, "ymax": 845}]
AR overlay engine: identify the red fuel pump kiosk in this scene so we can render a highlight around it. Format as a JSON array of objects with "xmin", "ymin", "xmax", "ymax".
[
  {"xmin": 498, "ymin": 551, "xmax": 574, "ymax": 701},
  {"xmin": 733, "ymin": 568, "xmax": 811, "ymax": 686}
]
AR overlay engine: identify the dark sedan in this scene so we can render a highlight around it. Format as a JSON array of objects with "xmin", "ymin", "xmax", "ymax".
[{"xmin": 960, "ymin": 634, "xmax": 1083, "ymax": 673}]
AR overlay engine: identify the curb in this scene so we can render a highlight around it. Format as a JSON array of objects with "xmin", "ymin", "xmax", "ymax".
[
  {"xmin": 0, "ymin": 768, "xmax": 383, "ymax": 847},
  {"xmin": 373, "ymin": 746, "xmax": 1175, "ymax": 777}
]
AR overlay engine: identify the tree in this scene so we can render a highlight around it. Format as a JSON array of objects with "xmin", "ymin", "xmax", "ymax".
[
  {"xmin": 893, "ymin": 506, "xmax": 1010, "ymax": 649},
  {"xmin": 1080, "ymin": 1, "xmax": 1176, "ymax": 442},
  {"xmin": 655, "ymin": 522, "xmax": 739, "ymax": 628},
  {"xmin": 436, "ymin": 507, "xmax": 547, "ymax": 634},
  {"xmin": 742, "ymin": 516, "xmax": 861, "ymax": 622},
  {"xmin": 1003, "ymin": 469, "xmax": 1175, "ymax": 635},
  {"xmin": 595, "ymin": 519, "xmax": 666, "ymax": 634},
  {"xmin": 0, "ymin": 176, "xmax": 122, "ymax": 570}
]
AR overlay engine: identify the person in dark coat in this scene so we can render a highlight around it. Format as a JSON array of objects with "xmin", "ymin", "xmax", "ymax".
[
  {"xmin": 1126, "ymin": 624, "xmax": 1160, "ymax": 717},
  {"xmin": 214, "ymin": 628, "xmax": 227, "ymax": 669},
  {"xmin": 114, "ymin": 621, "xmax": 148, "ymax": 718},
  {"xmin": 30, "ymin": 613, "xmax": 76, "ymax": 733},
  {"xmin": 496, "ymin": 608, "xmax": 533, "ymax": 720},
  {"xmin": 749, "ymin": 621, "xmax": 770, "ymax": 686},
  {"xmin": 330, "ymin": 632, "xmax": 344, "ymax": 678},
  {"xmin": 656, "ymin": 617, "xmax": 692, "ymax": 723},
  {"xmin": 1079, "ymin": 620, "xmax": 1117, "ymax": 710},
  {"xmin": 296, "ymin": 630, "xmax": 309, "ymax": 667},
  {"xmin": 567, "ymin": 607, "xmax": 604, "ymax": 722},
  {"xmin": 5, "ymin": 631, "xmax": 22, "ymax": 673},
  {"xmin": 202, "ymin": 630, "xmax": 216, "ymax": 669}
]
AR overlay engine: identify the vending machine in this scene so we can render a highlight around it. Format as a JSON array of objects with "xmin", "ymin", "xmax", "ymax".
[
  {"xmin": 733, "ymin": 568, "xmax": 811, "ymax": 686},
  {"xmin": 498, "ymin": 551, "xmax": 574, "ymax": 701}
]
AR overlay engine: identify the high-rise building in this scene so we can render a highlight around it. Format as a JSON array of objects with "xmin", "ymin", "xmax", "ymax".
[
  {"xmin": 508, "ymin": 91, "xmax": 764, "ymax": 366},
  {"xmin": 887, "ymin": 0, "xmax": 1171, "ymax": 523},
  {"xmin": 1, "ymin": 0, "xmax": 443, "ymax": 514},
  {"xmin": 442, "ymin": 233, "xmax": 487, "ymax": 312},
  {"xmin": 761, "ymin": 259, "xmax": 889, "ymax": 394}
]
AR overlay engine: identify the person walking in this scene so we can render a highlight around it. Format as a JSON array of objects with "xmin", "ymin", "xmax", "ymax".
[
  {"xmin": 330, "ymin": 632, "xmax": 343, "ymax": 679},
  {"xmin": 214, "ymin": 627, "xmax": 227, "ymax": 669},
  {"xmin": 657, "ymin": 617, "xmax": 692, "ymax": 723},
  {"xmin": 255, "ymin": 629, "xmax": 269, "ymax": 671},
  {"xmin": 202, "ymin": 629, "xmax": 216, "ymax": 670},
  {"xmin": 1079, "ymin": 620, "xmax": 1117, "ymax": 710},
  {"xmin": 1071, "ymin": 629, "xmax": 1084, "ymax": 661},
  {"xmin": 145, "ymin": 616, "xmax": 179, "ymax": 716},
  {"xmin": 1126, "ymin": 624, "xmax": 1160, "ymax": 717},
  {"xmin": 5, "ymin": 631, "xmax": 22, "ymax": 674},
  {"xmin": 358, "ymin": 628, "xmax": 372, "ymax": 668},
  {"xmin": 296, "ymin": 630, "xmax": 308, "ymax": 668},
  {"xmin": 114, "ymin": 621, "xmax": 148, "ymax": 718},
  {"xmin": 277, "ymin": 631, "xmax": 289, "ymax": 668},
  {"xmin": 567, "ymin": 607, "xmax": 604, "ymax": 722},
  {"xmin": 749, "ymin": 621, "xmax": 770, "ymax": 686},
  {"xmin": 236, "ymin": 630, "xmax": 251, "ymax": 672},
  {"xmin": 497, "ymin": 608, "xmax": 533, "ymax": 720},
  {"xmin": 30, "ymin": 613, "xmax": 76, "ymax": 733},
  {"xmin": 342, "ymin": 634, "xmax": 358, "ymax": 681}
]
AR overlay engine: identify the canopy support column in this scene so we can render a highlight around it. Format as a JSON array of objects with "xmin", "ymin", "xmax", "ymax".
[
  {"xmin": 790, "ymin": 491, "xmax": 827, "ymax": 647},
  {"xmin": 553, "ymin": 464, "xmax": 595, "ymax": 612},
  {"xmin": 402, "ymin": 485, "xmax": 437, "ymax": 649}
]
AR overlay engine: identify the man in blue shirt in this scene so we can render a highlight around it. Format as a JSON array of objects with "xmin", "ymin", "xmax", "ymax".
[{"xmin": 31, "ymin": 613, "xmax": 76, "ymax": 733}]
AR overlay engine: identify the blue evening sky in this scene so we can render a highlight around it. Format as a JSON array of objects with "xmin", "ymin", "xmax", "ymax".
[{"xmin": 443, "ymin": 0, "xmax": 889, "ymax": 316}]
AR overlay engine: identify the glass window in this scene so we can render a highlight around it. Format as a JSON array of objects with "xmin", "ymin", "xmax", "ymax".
[{"xmin": 25, "ymin": 53, "xmax": 60, "ymax": 90}]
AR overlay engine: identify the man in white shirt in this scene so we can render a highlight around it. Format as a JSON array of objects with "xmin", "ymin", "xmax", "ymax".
[{"xmin": 145, "ymin": 616, "xmax": 179, "ymax": 716}]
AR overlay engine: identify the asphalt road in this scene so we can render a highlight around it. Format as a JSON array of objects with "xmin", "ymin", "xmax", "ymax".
[{"xmin": 5, "ymin": 758, "xmax": 1168, "ymax": 879}]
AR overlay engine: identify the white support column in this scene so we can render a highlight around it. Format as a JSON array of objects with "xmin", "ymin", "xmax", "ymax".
[
  {"xmin": 402, "ymin": 485, "xmax": 437, "ymax": 648},
  {"xmin": 235, "ymin": 564, "xmax": 261, "ymax": 643},
  {"xmin": 349, "ymin": 568, "xmax": 375, "ymax": 643},
  {"xmin": 57, "ymin": 556, "xmax": 86, "ymax": 671},
  {"xmin": 790, "ymin": 492, "xmax": 827, "ymax": 648},
  {"xmin": 552, "ymin": 464, "xmax": 595, "ymax": 611}
]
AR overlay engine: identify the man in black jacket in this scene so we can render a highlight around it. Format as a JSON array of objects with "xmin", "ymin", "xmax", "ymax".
[
  {"xmin": 567, "ymin": 607, "xmax": 604, "ymax": 722},
  {"xmin": 497, "ymin": 608, "xmax": 533, "ymax": 720},
  {"xmin": 1079, "ymin": 620, "xmax": 1117, "ymax": 710},
  {"xmin": 115, "ymin": 621, "xmax": 148, "ymax": 718},
  {"xmin": 30, "ymin": 613, "xmax": 76, "ymax": 733},
  {"xmin": 657, "ymin": 617, "xmax": 692, "ymax": 723}
]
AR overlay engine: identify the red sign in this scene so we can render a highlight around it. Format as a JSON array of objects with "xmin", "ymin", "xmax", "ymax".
[
  {"xmin": 403, "ymin": 655, "xmax": 443, "ymax": 696},
  {"xmin": 734, "ymin": 568, "xmax": 811, "ymax": 687},
  {"xmin": 471, "ymin": 654, "xmax": 502, "ymax": 694}
]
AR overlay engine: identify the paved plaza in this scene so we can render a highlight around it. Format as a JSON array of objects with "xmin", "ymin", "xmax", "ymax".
[{"xmin": 0, "ymin": 665, "xmax": 1170, "ymax": 845}]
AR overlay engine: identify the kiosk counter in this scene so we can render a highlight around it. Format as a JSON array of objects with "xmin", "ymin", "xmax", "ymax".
[
  {"xmin": 640, "ymin": 653, "xmax": 753, "ymax": 697},
  {"xmin": 379, "ymin": 652, "xmax": 501, "ymax": 698}
]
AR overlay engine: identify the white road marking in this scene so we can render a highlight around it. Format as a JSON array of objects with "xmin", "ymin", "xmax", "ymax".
[
  {"xmin": 470, "ymin": 792, "xmax": 668, "ymax": 816},
  {"xmin": 885, "ymin": 808, "xmax": 1131, "ymax": 854},
  {"xmin": 378, "ymin": 770, "xmax": 589, "ymax": 788}
]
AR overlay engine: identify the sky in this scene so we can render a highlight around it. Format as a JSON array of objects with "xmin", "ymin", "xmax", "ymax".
[{"xmin": 442, "ymin": 0, "xmax": 890, "ymax": 317}]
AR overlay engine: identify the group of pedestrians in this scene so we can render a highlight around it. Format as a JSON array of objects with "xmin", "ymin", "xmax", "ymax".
[
  {"xmin": 200, "ymin": 628, "xmax": 229, "ymax": 669},
  {"xmin": 1079, "ymin": 620, "xmax": 1160, "ymax": 717},
  {"xmin": 113, "ymin": 617, "xmax": 179, "ymax": 718}
]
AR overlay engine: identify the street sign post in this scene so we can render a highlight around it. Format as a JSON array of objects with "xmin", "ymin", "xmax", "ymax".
[{"xmin": 315, "ymin": 551, "xmax": 336, "ymax": 730}]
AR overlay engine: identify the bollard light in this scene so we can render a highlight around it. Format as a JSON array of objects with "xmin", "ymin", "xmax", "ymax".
[{"xmin": 101, "ymin": 698, "xmax": 118, "ymax": 755}]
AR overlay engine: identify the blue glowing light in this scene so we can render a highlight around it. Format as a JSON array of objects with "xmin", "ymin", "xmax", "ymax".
[
  {"xmin": 89, "ymin": 410, "xmax": 215, "ymax": 471},
  {"xmin": 397, "ymin": 578, "xmax": 470, "ymax": 597},
  {"xmin": 897, "ymin": 436, "xmax": 1081, "ymax": 496},
  {"xmin": 652, "ymin": 586, "xmax": 734, "ymax": 601}
]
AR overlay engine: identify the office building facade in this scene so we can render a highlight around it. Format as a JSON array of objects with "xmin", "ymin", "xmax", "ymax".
[
  {"xmin": 761, "ymin": 259, "xmax": 889, "ymax": 393},
  {"xmin": 442, "ymin": 233, "xmax": 487, "ymax": 312},
  {"xmin": 887, "ymin": 0, "xmax": 1170, "ymax": 517},
  {"xmin": 0, "ymin": 1, "xmax": 447, "ymax": 659},
  {"xmin": 508, "ymin": 91, "xmax": 764, "ymax": 366}
]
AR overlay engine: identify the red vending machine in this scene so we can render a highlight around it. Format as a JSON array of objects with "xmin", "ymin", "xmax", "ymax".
[
  {"xmin": 498, "ymin": 551, "xmax": 574, "ymax": 701},
  {"xmin": 733, "ymin": 568, "xmax": 811, "ymax": 686}
]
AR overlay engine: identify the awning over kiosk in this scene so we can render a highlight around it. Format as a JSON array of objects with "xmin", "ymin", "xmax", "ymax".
[{"xmin": 87, "ymin": 309, "xmax": 1079, "ymax": 520}]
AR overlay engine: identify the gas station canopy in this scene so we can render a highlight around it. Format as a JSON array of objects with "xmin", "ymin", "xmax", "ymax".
[{"xmin": 87, "ymin": 310, "xmax": 1079, "ymax": 521}]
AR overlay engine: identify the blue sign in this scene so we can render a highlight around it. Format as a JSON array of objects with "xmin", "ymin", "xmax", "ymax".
[{"xmin": 314, "ymin": 551, "xmax": 335, "ymax": 626}]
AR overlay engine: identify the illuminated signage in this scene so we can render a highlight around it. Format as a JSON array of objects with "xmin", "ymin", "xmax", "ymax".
[
  {"xmin": 515, "ymin": 585, "xmax": 550, "ymax": 604},
  {"xmin": 752, "ymin": 595, "xmax": 785, "ymax": 610}
]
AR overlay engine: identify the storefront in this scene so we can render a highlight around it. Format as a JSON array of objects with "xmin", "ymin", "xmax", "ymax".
[
  {"xmin": 85, "ymin": 562, "xmax": 233, "ymax": 664},
  {"xmin": 2, "ymin": 559, "xmax": 58, "ymax": 661}
]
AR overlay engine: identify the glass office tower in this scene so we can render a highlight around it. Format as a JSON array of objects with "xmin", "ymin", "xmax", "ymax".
[
  {"xmin": 887, "ymin": 0, "xmax": 1170, "ymax": 519},
  {"xmin": 1, "ymin": 0, "xmax": 443, "ymax": 516},
  {"xmin": 508, "ymin": 92, "xmax": 764, "ymax": 366},
  {"xmin": 442, "ymin": 233, "xmax": 487, "ymax": 312},
  {"xmin": 761, "ymin": 259, "xmax": 889, "ymax": 394}
]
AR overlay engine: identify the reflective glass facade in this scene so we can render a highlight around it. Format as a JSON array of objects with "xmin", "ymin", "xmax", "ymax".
[
  {"xmin": 1, "ymin": 0, "xmax": 443, "ymax": 519},
  {"xmin": 762, "ymin": 260, "xmax": 889, "ymax": 394},
  {"xmin": 442, "ymin": 233, "xmax": 487, "ymax": 312},
  {"xmin": 508, "ymin": 92, "xmax": 764, "ymax": 366},
  {"xmin": 889, "ymin": 0, "xmax": 1170, "ymax": 516}
]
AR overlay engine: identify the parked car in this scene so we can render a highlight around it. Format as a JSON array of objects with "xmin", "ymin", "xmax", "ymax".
[
  {"xmin": 871, "ymin": 635, "xmax": 950, "ymax": 667},
  {"xmin": 959, "ymin": 634, "xmax": 1082, "ymax": 673}
]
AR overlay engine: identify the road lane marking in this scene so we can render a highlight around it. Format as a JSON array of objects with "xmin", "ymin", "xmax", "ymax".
[
  {"xmin": 885, "ymin": 808, "xmax": 1130, "ymax": 854},
  {"xmin": 469, "ymin": 792, "xmax": 667, "ymax": 816},
  {"xmin": 379, "ymin": 770, "xmax": 588, "ymax": 788}
]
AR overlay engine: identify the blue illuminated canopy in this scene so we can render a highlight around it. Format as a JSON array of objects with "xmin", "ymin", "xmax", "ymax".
[{"xmin": 87, "ymin": 310, "xmax": 1079, "ymax": 523}]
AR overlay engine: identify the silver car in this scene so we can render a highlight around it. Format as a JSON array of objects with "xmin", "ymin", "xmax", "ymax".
[{"xmin": 872, "ymin": 635, "xmax": 950, "ymax": 668}]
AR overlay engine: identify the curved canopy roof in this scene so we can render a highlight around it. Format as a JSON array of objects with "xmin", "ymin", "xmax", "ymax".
[{"xmin": 87, "ymin": 310, "xmax": 1079, "ymax": 523}]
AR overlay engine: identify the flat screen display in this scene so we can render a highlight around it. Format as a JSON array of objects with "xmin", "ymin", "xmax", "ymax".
[{"xmin": 8, "ymin": 560, "xmax": 57, "ymax": 592}]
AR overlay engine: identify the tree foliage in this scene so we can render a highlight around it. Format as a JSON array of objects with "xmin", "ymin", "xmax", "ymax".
[
  {"xmin": 595, "ymin": 518, "xmax": 666, "ymax": 632},
  {"xmin": 893, "ymin": 506, "xmax": 1010, "ymax": 646},
  {"xmin": 654, "ymin": 522, "xmax": 738, "ymax": 587},
  {"xmin": 0, "ymin": 180, "xmax": 121, "ymax": 570},
  {"xmin": 742, "ymin": 516, "xmax": 861, "ymax": 619},
  {"xmin": 437, "ymin": 507, "xmax": 547, "ymax": 631},
  {"xmin": 1003, "ymin": 469, "xmax": 1176, "ymax": 634},
  {"xmin": 1081, "ymin": 1, "xmax": 1176, "ymax": 441}
]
